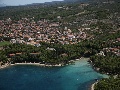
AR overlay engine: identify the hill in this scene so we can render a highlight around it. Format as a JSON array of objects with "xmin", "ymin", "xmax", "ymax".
[{"xmin": 0, "ymin": 0, "xmax": 120, "ymax": 89}]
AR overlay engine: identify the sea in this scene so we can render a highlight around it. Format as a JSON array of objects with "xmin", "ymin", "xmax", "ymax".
[{"xmin": 0, "ymin": 58, "xmax": 108, "ymax": 90}]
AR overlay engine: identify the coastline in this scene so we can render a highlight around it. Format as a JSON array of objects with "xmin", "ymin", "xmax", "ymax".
[
  {"xmin": 0, "ymin": 57, "xmax": 85, "ymax": 69},
  {"xmin": 0, "ymin": 57, "xmax": 104, "ymax": 90},
  {"xmin": 0, "ymin": 57, "xmax": 105, "ymax": 90},
  {"xmin": 0, "ymin": 63, "xmax": 10, "ymax": 69},
  {"xmin": 11, "ymin": 63, "xmax": 62, "ymax": 67},
  {"xmin": 88, "ymin": 59, "xmax": 111, "ymax": 75},
  {"xmin": 0, "ymin": 63, "xmax": 63, "ymax": 69},
  {"xmin": 90, "ymin": 82, "xmax": 96, "ymax": 90},
  {"xmin": 89, "ymin": 59, "xmax": 109, "ymax": 90}
]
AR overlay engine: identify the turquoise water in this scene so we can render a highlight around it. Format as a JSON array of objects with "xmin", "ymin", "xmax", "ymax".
[{"xmin": 0, "ymin": 58, "xmax": 108, "ymax": 90}]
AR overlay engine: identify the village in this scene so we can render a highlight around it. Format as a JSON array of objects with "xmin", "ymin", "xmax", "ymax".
[
  {"xmin": 0, "ymin": 17, "xmax": 87, "ymax": 45},
  {"xmin": 0, "ymin": 0, "xmax": 120, "ymax": 90}
]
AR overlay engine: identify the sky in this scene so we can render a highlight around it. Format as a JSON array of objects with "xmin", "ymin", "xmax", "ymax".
[{"xmin": 0, "ymin": 0, "xmax": 63, "ymax": 6}]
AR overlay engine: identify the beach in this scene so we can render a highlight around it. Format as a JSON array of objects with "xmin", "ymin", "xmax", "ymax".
[
  {"xmin": 91, "ymin": 82, "xmax": 95, "ymax": 90},
  {"xmin": 0, "ymin": 57, "xmax": 85, "ymax": 69},
  {"xmin": 12, "ymin": 63, "xmax": 62, "ymax": 67},
  {"xmin": 0, "ymin": 63, "xmax": 62, "ymax": 69}
]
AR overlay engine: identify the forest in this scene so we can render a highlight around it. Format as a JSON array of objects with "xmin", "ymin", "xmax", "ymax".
[
  {"xmin": 94, "ymin": 77, "xmax": 120, "ymax": 90},
  {"xmin": 0, "ymin": 0, "xmax": 120, "ymax": 89}
]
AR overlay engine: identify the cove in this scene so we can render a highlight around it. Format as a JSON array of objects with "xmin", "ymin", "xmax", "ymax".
[{"xmin": 0, "ymin": 58, "xmax": 108, "ymax": 90}]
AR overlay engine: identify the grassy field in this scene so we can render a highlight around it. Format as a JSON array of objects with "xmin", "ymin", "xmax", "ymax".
[{"xmin": 0, "ymin": 41, "xmax": 11, "ymax": 47}]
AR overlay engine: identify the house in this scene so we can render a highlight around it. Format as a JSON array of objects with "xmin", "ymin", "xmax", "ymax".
[
  {"xmin": 9, "ymin": 54, "xmax": 15, "ymax": 57},
  {"xmin": 30, "ymin": 53, "xmax": 40, "ymax": 55},
  {"xmin": 97, "ymin": 51, "xmax": 105, "ymax": 56},
  {"xmin": 34, "ymin": 43, "xmax": 41, "ymax": 47},
  {"xmin": 10, "ymin": 39, "xmax": 16, "ymax": 43},
  {"xmin": 16, "ymin": 53, "xmax": 22, "ymax": 55},
  {"xmin": 117, "ymin": 38, "xmax": 120, "ymax": 42},
  {"xmin": 46, "ymin": 47, "xmax": 56, "ymax": 51},
  {"xmin": 60, "ymin": 53, "xmax": 68, "ymax": 57}
]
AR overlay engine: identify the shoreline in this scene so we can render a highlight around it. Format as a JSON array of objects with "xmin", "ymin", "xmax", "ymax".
[
  {"xmin": 0, "ymin": 57, "xmax": 102, "ymax": 90},
  {"xmin": 89, "ymin": 59, "xmax": 109, "ymax": 90},
  {"xmin": 0, "ymin": 63, "xmax": 10, "ymax": 69},
  {"xmin": 0, "ymin": 63, "xmax": 63, "ymax": 69},
  {"xmin": 90, "ymin": 82, "xmax": 95, "ymax": 90},
  {"xmin": 11, "ymin": 63, "xmax": 63, "ymax": 67},
  {"xmin": 89, "ymin": 59, "xmax": 111, "ymax": 76},
  {"xmin": 0, "ymin": 57, "xmax": 85, "ymax": 69},
  {"xmin": 90, "ymin": 81, "xmax": 98, "ymax": 90}
]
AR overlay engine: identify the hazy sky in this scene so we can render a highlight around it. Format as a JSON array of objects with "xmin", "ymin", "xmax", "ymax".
[{"xmin": 0, "ymin": 0, "xmax": 63, "ymax": 6}]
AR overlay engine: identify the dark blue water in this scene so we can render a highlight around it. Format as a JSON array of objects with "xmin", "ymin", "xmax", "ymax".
[{"xmin": 0, "ymin": 58, "xmax": 108, "ymax": 90}]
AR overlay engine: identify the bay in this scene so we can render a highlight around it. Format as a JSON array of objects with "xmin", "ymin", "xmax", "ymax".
[{"xmin": 0, "ymin": 58, "xmax": 108, "ymax": 90}]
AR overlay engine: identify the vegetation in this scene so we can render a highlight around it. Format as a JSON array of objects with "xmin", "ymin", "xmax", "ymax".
[
  {"xmin": 0, "ymin": 41, "xmax": 10, "ymax": 47},
  {"xmin": 0, "ymin": 41, "xmax": 99, "ymax": 65},
  {"xmin": 0, "ymin": 0, "xmax": 120, "ymax": 89},
  {"xmin": 94, "ymin": 77, "xmax": 120, "ymax": 90},
  {"xmin": 90, "ymin": 54, "xmax": 120, "ymax": 75}
]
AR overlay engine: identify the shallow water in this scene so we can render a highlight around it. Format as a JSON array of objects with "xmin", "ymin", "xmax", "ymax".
[{"xmin": 0, "ymin": 58, "xmax": 108, "ymax": 90}]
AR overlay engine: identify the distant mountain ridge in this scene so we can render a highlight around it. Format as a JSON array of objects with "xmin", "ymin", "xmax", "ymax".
[
  {"xmin": 26, "ymin": 0, "xmax": 89, "ymax": 7},
  {"xmin": 0, "ymin": 4, "xmax": 6, "ymax": 7},
  {"xmin": 3, "ymin": 0, "xmax": 116, "ymax": 7},
  {"xmin": 0, "ymin": 0, "xmax": 89, "ymax": 7},
  {"xmin": 1, "ymin": 0, "xmax": 119, "ymax": 7}
]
